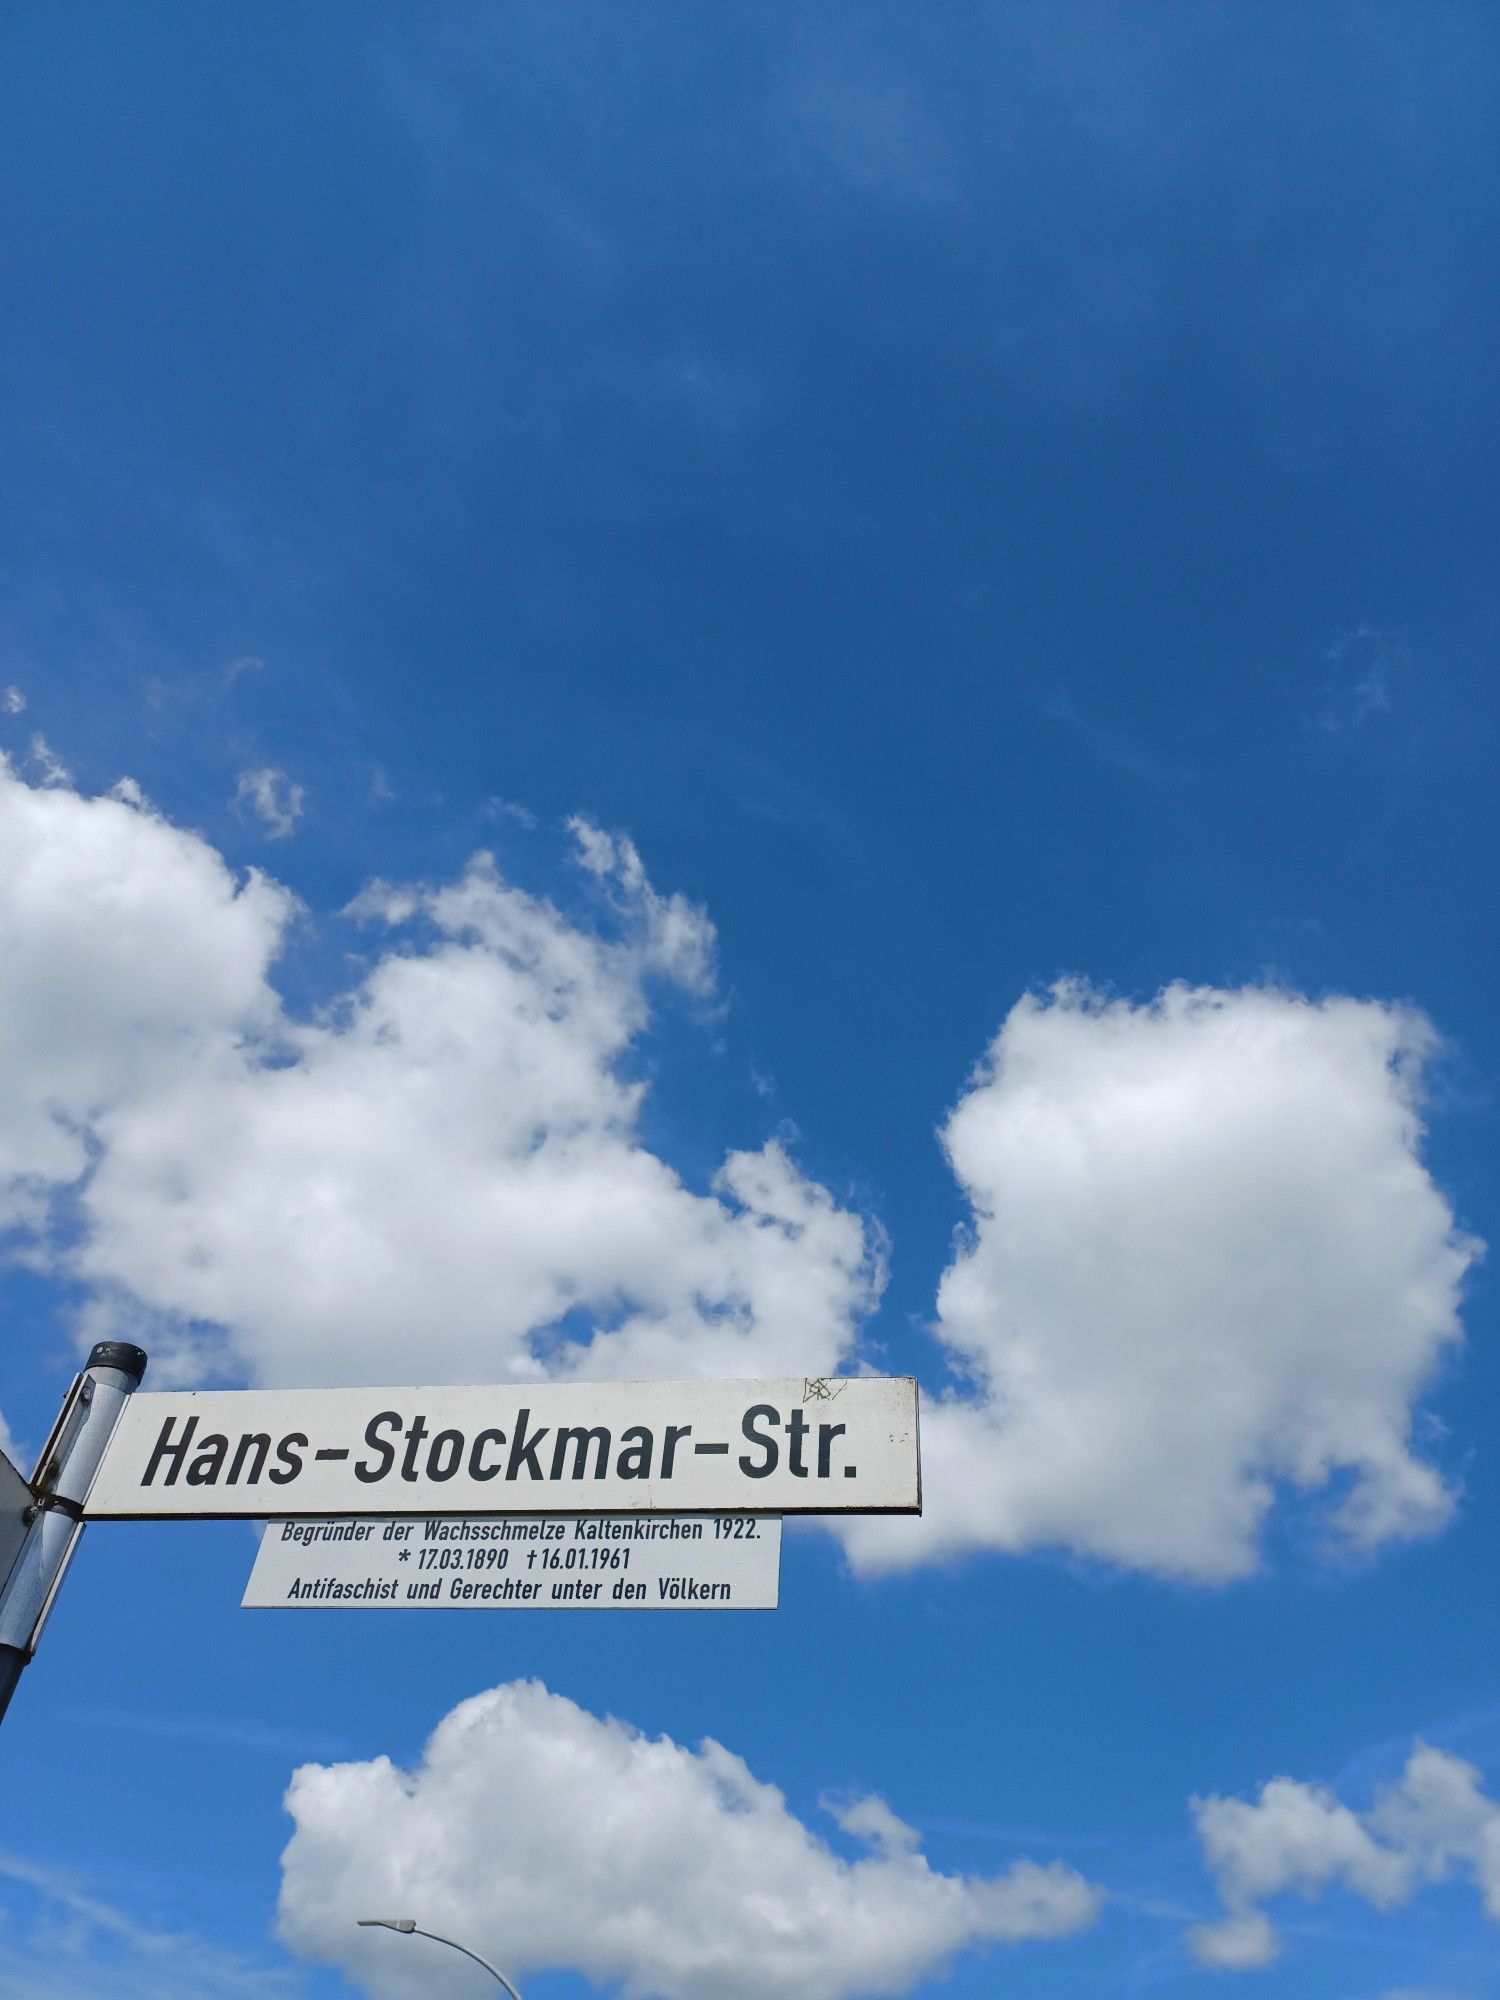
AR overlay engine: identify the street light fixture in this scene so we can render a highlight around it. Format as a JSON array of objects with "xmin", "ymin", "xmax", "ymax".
[{"xmin": 357, "ymin": 1918, "xmax": 524, "ymax": 1999}]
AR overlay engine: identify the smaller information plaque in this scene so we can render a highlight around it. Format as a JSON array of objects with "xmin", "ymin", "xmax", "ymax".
[{"xmin": 242, "ymin": 1513, "xmax": 781, "ymax": 1611}]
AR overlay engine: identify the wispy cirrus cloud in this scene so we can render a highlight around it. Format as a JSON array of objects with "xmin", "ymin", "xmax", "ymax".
[
  {"xmin": 234, "ymin": 764, "xmax": 305, "ymax": 840},
  {"xmin": 1309, "ymin": 627, "xmax": 1404, "ymax": 735},
  {"xmin": 71, "ymin": 1704, "xmax": 348, "ymax": 1762},
  {"xmin": 0, "ymin": 1852, "xmax": 306, "ymax": 2000},
  {"xmin": 27, "ymin": 734, "xmax": 71, "ymax": 788}
]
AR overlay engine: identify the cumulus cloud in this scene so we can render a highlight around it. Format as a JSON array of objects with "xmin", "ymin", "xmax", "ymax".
[
  {"xmin": 1188, "ymin": 1743, "xmax": 1500, "ymax": 1967},
  {"xmin": 0, "ymin": 759, "xmax": 1480, "ymax": 1586},
  {"xmin": 235, "ymin": 765, "xmax": 305, "ymax": 840},
  {"xmin": 279, "ymin": 1680, "xmax": 1102, "ymax": 1999},
  {"xmin": 841, "ymin": 981, "xmax": 1479, "ymax": 1582},
  {"xmin": 1, "ymin": 687, "xmax": 23, "ymax": 715},
  {"xmin": 0, "ymin": 759, "xmax": 880, "ymax": 1389},
  {"xmin": 0, "ymin": 757, "xmax": 292, "ymax": 1241}
]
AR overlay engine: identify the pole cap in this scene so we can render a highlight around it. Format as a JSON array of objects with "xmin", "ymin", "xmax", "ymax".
[{"xmin": 85, "ymin": 1341, "xmax": 148, "ymax": 1389}]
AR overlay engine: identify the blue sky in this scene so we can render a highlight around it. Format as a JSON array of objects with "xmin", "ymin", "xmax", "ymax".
[{"xmin": 0, "ymin": 3, "xmax": 1497, "ymax": 1995}]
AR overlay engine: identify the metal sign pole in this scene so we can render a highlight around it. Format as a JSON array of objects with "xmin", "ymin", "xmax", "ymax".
[{"xmin": 0, "ymin": 1341, "xmax": 148, "ymax": 1728}]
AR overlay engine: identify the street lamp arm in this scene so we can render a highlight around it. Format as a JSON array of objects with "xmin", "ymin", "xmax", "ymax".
[
  {"xmin": 412, "ymin": 1926, "xmax": 524, "ymax": 1998},
  {"xmin": 357, "ymin": 1918, "xmax": 523, "ymax": 1998}
]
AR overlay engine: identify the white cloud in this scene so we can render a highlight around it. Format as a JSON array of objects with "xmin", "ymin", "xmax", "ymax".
[
  {"xmin": 0, "ymin": 1408, "xmax": 18, "ymax": 1469},
  {"xmin": 841, "ymin": 981, "xmax": 1479, "ymax": 1582},
  {"xmin": 1311, "ymin": 626, "xmax": 1400, "ymax": 734},
  {"xmin": 1186, "ymin": 1906, "xmax": 1280, "ymax": 1970},
  {"xmin": 28, "ymin": 734, "xmax": 71, "ymax": 787},
  {"xmin": 0, "ymin": 760, "xmax": 880, "ymax": 1390},
  {"xmin": 1188, "ymin": 1743, "xmax": 1500, "ymax": 1968},
  {"xmin": 0, "ymin": 757, "xmax": 292, "ymax": 1241},
  {"xmin": 0, "ymin": 687, "xmax": 23, "ymax": 715},
  {"xmin": 235, "ymin": 765, "xmax": 305, "ymax": 840},
  {"xmin": 482, "ymin": 793, "xmax": 537, "ymax": 829},
  {"xmin": 278, "ymin": 1680, "xmax": 1102, "ymax": 2000},
  {"xmin": 0, "ymin": 761, "xmax": 1480, "ymax": 1588},
  {"xmin": 567, "ymin": 815, "xmax": 716, "ymax": 994}
]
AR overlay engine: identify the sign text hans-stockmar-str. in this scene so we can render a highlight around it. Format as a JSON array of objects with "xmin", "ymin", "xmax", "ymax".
[{"xmin": 83, "ymin": 1376, "xmax": 921, "ymax": 1519}]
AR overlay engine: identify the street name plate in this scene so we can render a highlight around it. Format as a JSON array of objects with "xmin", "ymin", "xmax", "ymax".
[
  {"xmin": 243, "ymin": 1514, "xmax": 781, "ymax": 1610},
  {"xmin": 86, "ymin": 1376, "xmax": 919, "ymax": 1520}
]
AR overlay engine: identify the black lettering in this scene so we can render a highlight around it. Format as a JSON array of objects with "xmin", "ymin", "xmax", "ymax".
[
  {"xmin": 355, "ymin": 1411, "xmax": 401, "ymax": 1483},
  {"xmin": 469, "ymin": 1427, "xmax": 506, "ymax": 1480},
  {"xmin": 185, "ymin": 1433, "xmax": 229, "ymax": 1485},
  {"xmin": 816, "ymin": 1421, "xmax": 846, "ymax": 1477},
  {"xmin": 400, "ymin": 1415, "xmax": 430, "ymax": 1481},
  {"xmin": 227, "ymin": 1433, "xmax": 271, "ymax": 1485},
  {"xmin": 787, "ymin": 1406, "xmax": 811, "ymax": 1478},
  {"xmin": 660, "ymin": 1424, "xmax": 692, "ymax": 1477},
  {"xmin": 738, "ymin": 1404, "xmax": 779, "ymax": 1479},
  {"xmin": 270, "ymin": 1433, "xmax": 307, "ymax": 1485},
  {"xmin": 506, "ymin": 1409, "xmax": 549, "ymax": 1481},
  {"xmin": 427, "ymin": 1428, "xmax": 463, "ymax": 1481},
  {"xmin": 551, "ymin": 1425, "xmax": 611, "ymax": 1480},
  {"xmin": 143, "ymin": 1414, "xmax": 198, "ymax": 1487},
  {"xmin": 616, "ymin": 1425, "xmax": 653, "ymax": 1478}
]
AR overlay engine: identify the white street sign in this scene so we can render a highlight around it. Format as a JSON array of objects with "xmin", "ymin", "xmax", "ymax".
[
  {"xmin": 85, "ymin": 1376, "xmax": 920, "ymax": 1520},
  {"xmin": 243, "ymin": 1513, "xmax": 781, "ymax": 1610}
]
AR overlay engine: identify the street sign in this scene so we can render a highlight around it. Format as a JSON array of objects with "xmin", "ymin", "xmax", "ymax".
[
  {"xmin": 85, "ymin": 1375, "xmax": 920, "ymax": 1520},
  {"xmin": 243, "ymin": 1513, "xmax": 781, "ymax": 1610}
]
